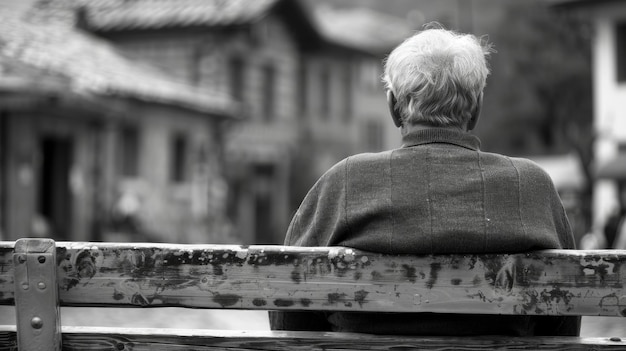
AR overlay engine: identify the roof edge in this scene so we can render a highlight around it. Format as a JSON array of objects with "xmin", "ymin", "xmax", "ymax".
[{"xmin": 548, "ymin": 0, "xmax": 625, "ymax": 8}]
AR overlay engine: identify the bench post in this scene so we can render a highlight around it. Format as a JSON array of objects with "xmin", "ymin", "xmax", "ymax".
[{"xmin": 13, "ymin": 238, "xmax": 61, "ymax": 351}]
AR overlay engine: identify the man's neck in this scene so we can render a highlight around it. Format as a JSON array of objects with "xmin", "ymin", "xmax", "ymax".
[{"xmin": 401, "ymin": 123, "xmax": 467, "ymax": 137}]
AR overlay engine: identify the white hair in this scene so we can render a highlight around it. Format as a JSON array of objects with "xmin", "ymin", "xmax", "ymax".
[{"xmin": 383, "ymin": 25, "xmax": 493, "ymax": 127}]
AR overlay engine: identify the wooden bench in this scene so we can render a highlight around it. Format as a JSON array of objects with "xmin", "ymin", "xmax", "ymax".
[{"xmin": 0, "ymin": 238, "xmax": 625, "ymax": 350}]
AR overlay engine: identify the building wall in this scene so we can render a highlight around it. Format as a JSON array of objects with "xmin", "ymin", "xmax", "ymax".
[
  {"xmin": 0, "ymin": 112, "xmax": 5, "ymax": 240},
  {"xmin": 225, "ymin": 16, "xmax": 300, "ymax": 243},
  {"xmin": 93, "ymin": 13, "xmax": 397, "ymax": 244},
  {"xmin": 303, "ymin": 53, "xmax": 357, "ymax": 174},
  {"xmin": 99, "ymin": 103, "xmax": 231, "ymax": 244},
  {"xmin": 0, "ymin": 97, "xmax": 229, "ymax": 244},
  {"xmin": 301, "ymin": 49, "xmax": 392, "ymax": 178},
  {"xmin": 353, "ymin": 57, "xmax": 400, "ymax": 153},
  {"xmin": 3, "ymin": 109, "xmax": 98, "ymax": 241},
  {"xmin": 98, "ymin": 15, "xmax": 303, "ymax": 244},
  {"xmin": 589, "ymin": 4, "xmax": 626, "ymax": 228}
]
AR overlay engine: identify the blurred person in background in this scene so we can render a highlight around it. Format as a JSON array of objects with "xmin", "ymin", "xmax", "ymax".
[
  {"xmin": 582, "ymin": 185, "xmax": 626, "ymax": 250},
  {"xmin": 611, "ymin": 185, "xmax": 626, "ymax": 249},
  {"xmin": 603, "ymin": 207, "xmax": 623, "ymax": 248},
  {"xmin": 270, "ymin": 24, "xmax": 579, "ymax": 336}
]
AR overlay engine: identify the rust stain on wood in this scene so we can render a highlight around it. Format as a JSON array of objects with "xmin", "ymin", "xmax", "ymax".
[
  {"xmin": 401, "ymin": 264, "xmax": 417, "ymax": 283},
  {"xmin": 425, "ymin": 263, "xmax": 441, "ymax": 289},
  {"xmin": 75, "ymin": 250, "xmax": 97, "ymax": 280},
  {"xmin": 328, "ymin": 292, "xmax": 349, "ymax": 305},
  {"xmin": 472, "ymin": 275, "xmax": 482, "ymax": 286},
  {"xmin": 252, "ymin": 298, "xmax": 267, "ymax": 307},
  {"xmin": 354, "ymin": 290, "xmax": 369, "ymax": 307},
  {"xmin": 290, "ymin": 271, "xmax": 301, "ymax": 284},
  {"xmin": 213, "ymin": 293, "xmax": 241, "ymax": 307},
  {"xmin": 273, "ymin": 299, "xmax": 294, "ymax": 307}
]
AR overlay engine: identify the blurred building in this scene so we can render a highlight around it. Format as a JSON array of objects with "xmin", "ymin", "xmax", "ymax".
[
  {"xmin": 552, "ymin": 0, "xmax": 626, "ymax": 238},
  {"xmin": 71, "ymin": 0, "xmax": 411, "ymax": 243},
  {"xmin": 0, "ymin": 9, "xmax": 239, "ymax": 243}
]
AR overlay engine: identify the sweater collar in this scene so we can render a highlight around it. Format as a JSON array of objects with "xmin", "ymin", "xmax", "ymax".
[{"xmin": 401, "ymin": 128, "xmax": 481, "ymax": 151}]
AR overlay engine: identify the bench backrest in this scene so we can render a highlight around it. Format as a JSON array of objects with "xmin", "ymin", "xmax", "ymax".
[{"xmin": 1, "ymin": 238, "xmax": 625, "ymax": 350}]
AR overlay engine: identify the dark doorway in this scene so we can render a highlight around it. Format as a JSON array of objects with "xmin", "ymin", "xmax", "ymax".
[{"xmin": 38, "ymin": 136, "xmax": 73, "ymax": 240}]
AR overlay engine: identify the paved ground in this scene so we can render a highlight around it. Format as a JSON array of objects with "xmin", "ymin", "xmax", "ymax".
[{"xmin": 0, "ymin": 306, "xmax": 624, "ymax": 337}]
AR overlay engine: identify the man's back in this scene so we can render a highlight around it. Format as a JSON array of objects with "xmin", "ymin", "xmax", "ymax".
[
  {"xmin": 272, "ymin": 26, "xmax": 580, "ymax": 337},
  {"xmin": 274, "ymin": 128, "xmax": 579, "ymax": 336},
  {"xmin": 286, "ymin": 128, "xmax": 574, "ymax": 255}
]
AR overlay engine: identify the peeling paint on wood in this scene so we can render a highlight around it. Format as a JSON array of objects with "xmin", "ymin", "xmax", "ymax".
[
  {"xmin": 0, "ymin": 242, "xmax": 626, "ymax": 317},
  {"xmin": 2, "ymin": 242, "xmax": 626, "ymax": 350}
]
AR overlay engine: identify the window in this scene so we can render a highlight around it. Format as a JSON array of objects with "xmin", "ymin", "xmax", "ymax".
[
  {"xmin": 190, "ymin": 47, "xmax": 202, "ymax": 86},
  {"xmin": 228, "ymin": 56, "xmax": 245, "ymax": 101},
  {"xmin": 169, "ymin": 133, "xmax": 188, "ymax": 183},
  {"xmin": 226, "ymin": 179, "xmax": 242, "ymax": 221},
  {"xmin": 616, "ymin": 22, "xmax": 626, "ymax": 83},
  {"xmin": 298, "ymin": 62, "xmax": 308, "ymax": 116},
  {"xmin": 119, "ymin": 125, "xmax": 139, "ymax": 177},
  {"xmin": 320, "ymin": 67, "xmax": 331, "ymax": 119},
  {"xmin": 261, "ymin": 64, "xmax": 276, "ymax": 122},
  {"xmin": 360, "ymin": 59, "xmax": 382, "ymax": 91},
  {"xmin": 342, "ymin": 62, "xmax": 353, "ymax": 122},
  {"xmin": 248, "ymin": 22, "xmax": 269, "ymax": 47}
]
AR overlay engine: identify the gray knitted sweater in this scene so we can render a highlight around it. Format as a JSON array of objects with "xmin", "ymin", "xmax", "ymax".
[{"xmin": 271, "ymin": 128, "xmax": 579, "ymax": 336}]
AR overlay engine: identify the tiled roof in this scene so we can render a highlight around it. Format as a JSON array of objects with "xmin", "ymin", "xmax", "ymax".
[
  {"xmin": 547, "ymin": 0, "xmax": 623, "ymax": 7},
  {"xmin": 83, "ymin": 0, "xmax": 280, "ymax": 31},
  {"xmin": 79, "ymin": 0, "xmax": 407, "ymax": 54},
  {"xmin": 0, "ymin": 12, "xmax": 237, "ymax": 116},
  {"xmin": 313, "ymin": 5, "xmax": 413, "ymax": 55}
]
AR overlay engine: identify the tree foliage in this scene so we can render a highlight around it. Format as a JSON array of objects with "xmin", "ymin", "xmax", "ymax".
[
  {"xmin": 478, "ymin": 0, "xmax": 594, "ymax": 235},
  {"xmin": 480, "ymin": 0, "xmax": 593, "ymax": 154}
]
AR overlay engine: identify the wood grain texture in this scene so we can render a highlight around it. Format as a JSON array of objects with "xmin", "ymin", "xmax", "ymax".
[
  {"xmin": 0, "ymin": 326, "xmax": 625, "ymax": 350},
  {"xmin": 1, "ymin": 242, "xmax": 626, "ymax": 317}
]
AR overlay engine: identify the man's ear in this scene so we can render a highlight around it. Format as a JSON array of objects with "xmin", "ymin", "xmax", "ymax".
[
  {"xmin": 467, "ymin": 92, "xmax": 483, "ymax": 131},
  {"xmin": 387, "ymin": 90, "xmax": 402, "ymax": 128}
]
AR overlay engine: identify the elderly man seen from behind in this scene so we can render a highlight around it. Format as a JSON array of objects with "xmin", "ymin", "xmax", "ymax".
[{"xmin": 270, "ymin": 25, "xmax": 580, "ymax": 336}]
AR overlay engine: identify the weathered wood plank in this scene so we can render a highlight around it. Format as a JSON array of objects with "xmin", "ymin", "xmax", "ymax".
[
  {"xmin": 0, "ymin": 326, "xmax": 625, "ymax": 350},
  {"xmin": 1, "ymin": 242, "xmax": 626, "ymax": 316}
]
